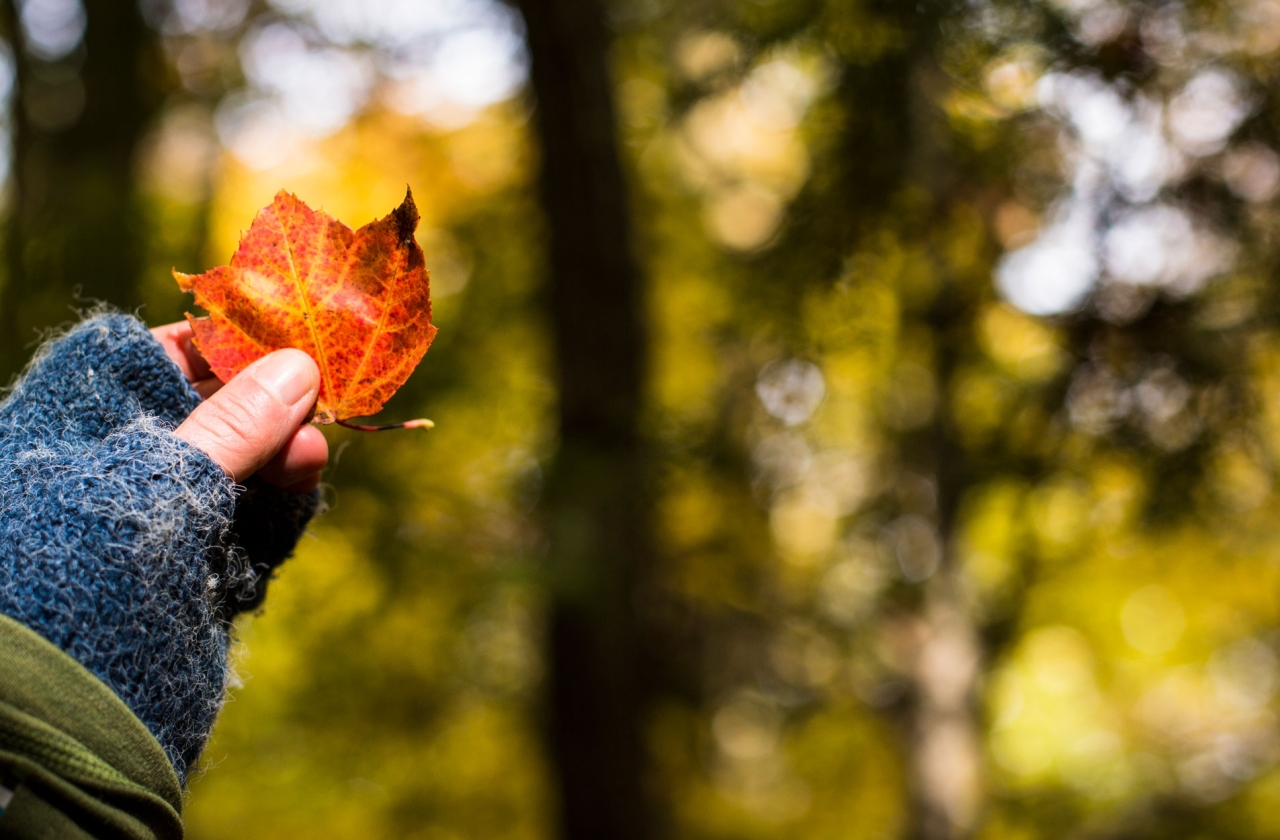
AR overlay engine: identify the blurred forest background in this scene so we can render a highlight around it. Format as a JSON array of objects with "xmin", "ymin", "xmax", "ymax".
[{"xmin": 4, "ymin": 0, "xmax": 1280, "ymax": 837}]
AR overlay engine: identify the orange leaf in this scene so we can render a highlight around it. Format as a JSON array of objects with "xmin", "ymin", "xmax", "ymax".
[{"xmin": 174, "ymin": 188, "xmax": 437, "ymax": 425}]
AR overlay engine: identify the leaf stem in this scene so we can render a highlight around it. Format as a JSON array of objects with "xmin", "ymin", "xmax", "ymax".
[{"xmin": 335, "ymin": 418, "xmax": 435, "ymax": 432}]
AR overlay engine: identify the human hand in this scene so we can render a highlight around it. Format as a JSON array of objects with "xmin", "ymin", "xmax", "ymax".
[{"xmin": 151, "ymin": 321, "xmax": 329, "ymax": 492}]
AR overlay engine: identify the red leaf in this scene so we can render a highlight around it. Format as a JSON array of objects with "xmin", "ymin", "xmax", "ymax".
[{"xmin": 174, "ymin": 188, "xmax": 437, "ymax": 425}]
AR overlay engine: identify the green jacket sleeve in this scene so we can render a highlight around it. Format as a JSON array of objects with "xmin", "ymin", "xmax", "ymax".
[{"xmin": 0, "ymin": 614, "xmax": 184, "ymax": 839}]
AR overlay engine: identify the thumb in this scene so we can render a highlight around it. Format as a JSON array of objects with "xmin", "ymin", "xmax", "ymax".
[{"xmin": 175, "ymin": 349, "xmax": 321, "ymax": 483}]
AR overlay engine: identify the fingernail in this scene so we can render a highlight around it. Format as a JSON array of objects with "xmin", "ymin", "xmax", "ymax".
[{"xmin": 253, "ymin": 351, "xmax": 318, "ymax": 406}]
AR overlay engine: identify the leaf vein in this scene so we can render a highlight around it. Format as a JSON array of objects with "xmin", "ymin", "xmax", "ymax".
[{"xmin": 271, "ymin": 206, "xmax": 335, "ymax": 408}]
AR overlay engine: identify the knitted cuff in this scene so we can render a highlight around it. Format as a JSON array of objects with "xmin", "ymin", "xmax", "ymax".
[
  {"xmin": 0, "ymin": 416, "xmax": 235, "ymax": 780},
  {"xmin": 0, "ymin": 312, "xmax": 202, "ymax": 444},
  {"xmin": 0, "ymin": 311, "xmax": 322, "ymax": 781}
]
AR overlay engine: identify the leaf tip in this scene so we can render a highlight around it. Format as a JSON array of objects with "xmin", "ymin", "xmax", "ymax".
[{"xmin": 393, "ymin": 187, "xmax": 420, "ymax": 244}]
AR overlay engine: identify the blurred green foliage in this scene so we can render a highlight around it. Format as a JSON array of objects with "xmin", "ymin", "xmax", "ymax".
[{"xmin": 6, "ymin": 0, "xmax": 1280, "ymax": 838}]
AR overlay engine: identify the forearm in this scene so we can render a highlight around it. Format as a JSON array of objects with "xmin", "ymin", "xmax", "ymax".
[{"xmin": 0, "ymin": 313, "xmax": 317, "ymax": 781}]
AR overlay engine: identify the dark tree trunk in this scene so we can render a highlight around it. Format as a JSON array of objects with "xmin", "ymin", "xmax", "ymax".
[
  {"xmin": 511, "ymin": 0, "xmax": 654, "ymax": 838},
  {"xmin": 1, "ymin": 0, "xmax": 162, "ymax": 378}
]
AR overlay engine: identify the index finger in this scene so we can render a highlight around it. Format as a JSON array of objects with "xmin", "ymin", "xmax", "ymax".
[
  {"xmin": 151, "ymin": 320, "xmax": 214, "ymax": 383},
  {"xmin": 151, "ymin": 321, "xmax": 223, "ymax": 399}
]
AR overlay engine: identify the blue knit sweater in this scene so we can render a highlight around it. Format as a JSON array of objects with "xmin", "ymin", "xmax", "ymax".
[{"xmin": 0, "ymin": 313, "xmax": 318, "ymax": 782}]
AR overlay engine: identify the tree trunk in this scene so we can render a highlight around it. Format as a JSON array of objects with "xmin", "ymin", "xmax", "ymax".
[
  {"xmin": 1, "ymin": 0, "xmax": 161, "ymax": 378},
  {"xmin": 510, "ymin": 0, "xmax": 654, "ymax": 838}
]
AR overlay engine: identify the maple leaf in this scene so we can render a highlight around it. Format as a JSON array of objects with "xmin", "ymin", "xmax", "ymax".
[{"xmin": 174, "ymin": 188, "xmax": 437, "ymax": 429}]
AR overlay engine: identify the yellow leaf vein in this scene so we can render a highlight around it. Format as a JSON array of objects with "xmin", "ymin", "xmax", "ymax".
[{"xmin": 271, "ymin": 207, "xmax": 335, "ymax": 407}]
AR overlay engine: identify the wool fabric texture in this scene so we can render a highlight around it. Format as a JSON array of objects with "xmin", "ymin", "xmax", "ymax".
[{"xmin": 0, "ymin": 313, "xmax": 318, "ymax": 782}]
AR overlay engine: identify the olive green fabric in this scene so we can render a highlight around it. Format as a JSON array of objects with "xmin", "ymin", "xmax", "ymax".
[{"xmin": 0, "ymin": 613, "xmax": 183, "ymax": 839}]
